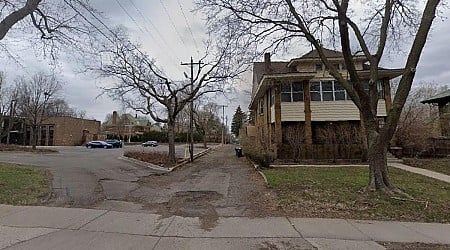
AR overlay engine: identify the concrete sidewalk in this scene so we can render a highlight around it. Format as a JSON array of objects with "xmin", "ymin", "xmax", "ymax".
[
  {"xmin": 1, "ymin": 205, "xmax": 449, "ymax": 250},
  {"xmin": 389, "ymin": 162, "xmax": 450, "ymax": 184}
]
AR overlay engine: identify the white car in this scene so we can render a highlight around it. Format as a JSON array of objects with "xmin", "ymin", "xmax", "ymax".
[{"xmin": 142, "ymin": 141, "xmax": 158, "ymax": 147}]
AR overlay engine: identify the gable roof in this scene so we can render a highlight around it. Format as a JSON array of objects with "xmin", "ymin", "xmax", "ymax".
[
  {"xmin": 299, "ymin": 48, "xmax": 344, "ymax": 59},
  {"xmin": 421, "ymin": 89, "xmax": 450, "ymax": 104}
]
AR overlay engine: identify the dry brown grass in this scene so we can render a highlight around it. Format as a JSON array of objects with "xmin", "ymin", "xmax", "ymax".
[{"xmin": 124, "ymin": 151, "xmax": 183, "ymax": 167}]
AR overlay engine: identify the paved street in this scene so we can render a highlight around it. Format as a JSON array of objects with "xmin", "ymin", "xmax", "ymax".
[
  {"xmin": 1, "ymin": 204, "xmax": 449, "ymax": 250},
  {"xmin": 0, "ymin": 144, "xmax": 205, "ymax": 208}
]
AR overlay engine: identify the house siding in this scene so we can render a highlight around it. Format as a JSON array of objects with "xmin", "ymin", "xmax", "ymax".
[{"xmin": 281, "ymin": 102, "xmax": 305, "ymax": 121}]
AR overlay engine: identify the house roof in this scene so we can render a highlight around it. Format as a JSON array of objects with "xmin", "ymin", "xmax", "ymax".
[
  {"xmin": 249, "ymin": 48, "xmax": 404, "ymax": 110},
  {"xmin": 421, "ymin": 89, "xmax": 450, "ymax": 104},
  {"xmin": 299, "ymin": 48, "xmax": 344, "ymax": 59},
  {"xmin": 287, "ymin": 49, "xmax": 368, "ymax": 68},
  {"xmin": 253, "ymin": 62, "xmax": 292, "ymax": 84}
]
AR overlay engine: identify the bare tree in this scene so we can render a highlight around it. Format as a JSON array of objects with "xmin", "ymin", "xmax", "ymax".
[
  {"xmin": 197, "ymin": 0, "xmax": 442, "ymax": 193},
  {"xmin": 98, "ymin": 35, "xmax": 241, "ymax": 164},
  {"xmin": 395, "ymin": 82, "xmax": 447, "ymax": 156},
  {"xmin": 193, "ymin": 101, "xmax": 221, "ymax": 148},
  {"xmin": 0, "ymin": 72, "xmax": 17, "ymax": 141},
  {"xmin": 45, "ymin": 98, "xmax": 75, "ymax": 117},
  {"xmin": 14, "ymin": 72, "xmax": 62, "ymax": 149},
  {"xmin": 1, "ymin": 0, "xmax": 102, "ymax": 59},
  {"xmin": 284, "ymin": 124, "xmax": 305, "ymax": 162}
]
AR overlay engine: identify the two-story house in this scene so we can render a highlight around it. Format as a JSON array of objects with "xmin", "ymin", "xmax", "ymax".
[{"xmin": 248, "ymin": 49, "xmax": 403, "ymax": 160}]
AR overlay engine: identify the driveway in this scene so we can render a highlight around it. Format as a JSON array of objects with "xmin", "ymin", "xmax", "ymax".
[{"xmin": 0, "ymin": 144, "xmax": 204, "ymax": 208}]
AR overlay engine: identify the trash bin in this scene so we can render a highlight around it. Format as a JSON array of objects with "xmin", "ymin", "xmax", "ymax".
[{"xmin": 235, "ymin": 147, "xmax": 243, "ymax": 157}]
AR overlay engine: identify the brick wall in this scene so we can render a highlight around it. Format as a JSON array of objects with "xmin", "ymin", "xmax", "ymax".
[{"xmin": 44, "ymin": 117, "xmax": 101, "ymax": 146}]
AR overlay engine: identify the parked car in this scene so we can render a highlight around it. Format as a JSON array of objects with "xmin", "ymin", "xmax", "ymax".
[
  {"xmin": 142, "ymin": 140, "xmax": 158, "ymax": 147},
  {"xmin": 86, "ymin": 141, "xmax": 113, "ymax": 149},
  {"xmin": 104, "ymin": 139, "xmax": 123, "ymax": 148}
]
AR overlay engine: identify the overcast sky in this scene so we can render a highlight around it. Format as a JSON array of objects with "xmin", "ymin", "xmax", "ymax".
[{"xmin": 1, "ymin": 1, "xmax": 450, "ymax": 124}]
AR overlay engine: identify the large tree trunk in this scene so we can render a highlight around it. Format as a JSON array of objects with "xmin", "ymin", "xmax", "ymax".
[
  {"xmin": 365, "ymin": 126, "xmax": 406, "ymax": 196},
  {"xmin": 167, "ymin": 118, "xmax": 177, "ymax": 164},
  {"xmin": 367, "ymin": 134, "xmax": 392, "ymax": 191}
]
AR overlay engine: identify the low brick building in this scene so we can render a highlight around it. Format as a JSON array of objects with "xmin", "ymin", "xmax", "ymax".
[
  {"xmin": 2, "ymin": 116, "xmax": 101, "ymax": 146},
  {"xmin": 38, "ymin": 116, "xmax": 101, "ymax": 146}
]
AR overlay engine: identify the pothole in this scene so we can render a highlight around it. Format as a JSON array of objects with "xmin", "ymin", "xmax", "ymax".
[{"xmin": 145, "ymin": 191, "xmax": 223, "ymax": 230}]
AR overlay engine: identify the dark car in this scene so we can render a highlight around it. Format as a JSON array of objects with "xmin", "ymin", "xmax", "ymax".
[
  {"xmin": 142, "ymin": 140, "xmax": 158, "ymax": 147},
  {"xmin": 86, "ymin": 141, "xmax": 113, "ymax": 149},
  {"xmin": 104, "ymin": 139, "xmax": 123, "ymax": 148}
]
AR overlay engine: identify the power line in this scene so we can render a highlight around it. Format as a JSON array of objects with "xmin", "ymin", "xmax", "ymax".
[
  {"xmin": 126, "ymin": 0, "xmax": 183, "ymax": 69},
  {"xmin": 176, "ymin": 0, "xmax": 200, "ymax": 55},
  {"xmin": 159, "ymin": 0, "xmax": 188, "ymax": 49},
  {"xmin": 69, "ymin": 0, "xmax": 170, "ymax": 79},
  {"xmin": 114, "ymin": 0, "xmax": 147, "ymax": 35}
]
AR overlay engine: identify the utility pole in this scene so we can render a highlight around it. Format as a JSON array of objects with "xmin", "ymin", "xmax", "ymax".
[
  {"xmin": 220, "ymin": 105, "xmax": 227, "ymax": 145},
  {"xmin": 6, "ymin": 99, "xmax": 16, "ymax": 144},
  {"xmin": 225, "ymin": 115, "xmax": 228, "ymax": 144},
  {"xmin": 181, "ymin": 57, "xmax": 204, "ymax": 162}
]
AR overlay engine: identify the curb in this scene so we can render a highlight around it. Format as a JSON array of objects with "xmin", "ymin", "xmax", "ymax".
[
  {"xmin": 118, "ymin": 156, "xmax": 171, "ymax": 172},
  {"xmin": 270, "ymin": 164, "xmax": 369, "ymax": 168},
  {"xmin": 246, "ymin": 157, "xmax": 269, "ymax": 186}
]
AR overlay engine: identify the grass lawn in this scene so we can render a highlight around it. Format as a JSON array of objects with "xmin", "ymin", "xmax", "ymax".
[
  {"xmin": 263, "ymin": 166, "xmax": 450, "ymax": 223},
  {"xmin": 403, "ymin": 158, "xmax": 450, "ymax": 176},
  {"xmin": 0, "ymin": 163, "xmax": 50, "ymax": 205}
]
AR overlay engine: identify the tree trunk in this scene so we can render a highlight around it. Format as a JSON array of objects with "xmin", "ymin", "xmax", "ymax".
[
  {"xmin": 203, "ymin": 131, "xmax": 207, "ymax": 148},
  {"xmin": 365, "ymin": 129, "xmax": 406, "ymax": 196},
  {"xmin": 167, "ymin": 118, "xmax": 177, "ymax": 164},
  {"xmin": 31, "ymin": 125, "xmax": 37, "ymax": 150}
]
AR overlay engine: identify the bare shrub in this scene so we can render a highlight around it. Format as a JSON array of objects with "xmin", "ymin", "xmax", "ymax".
[{"xmin": 240, "ymin": 132, "xmax": 275, "ymax": 168}]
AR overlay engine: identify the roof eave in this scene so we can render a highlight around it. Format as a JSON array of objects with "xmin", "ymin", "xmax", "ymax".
[
  {"xmin": 287, "ymin": 56, "xmax": 368, "ymax": 68},
  {"xmin": 249, "ymin": 73, "xmax": 315, "ymax": 109}
]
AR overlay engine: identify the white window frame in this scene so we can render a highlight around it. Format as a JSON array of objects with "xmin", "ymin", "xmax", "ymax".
[
  {"xmin": 281, "ymin": 82, "xmax": 304, "ymax": 102},
  {"xmin": 310, "ymin": 80, "xmax": 350, "ymax": 102}
]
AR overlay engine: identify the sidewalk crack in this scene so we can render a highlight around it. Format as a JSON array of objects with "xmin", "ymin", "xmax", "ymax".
[
  {"xmin": 152, "ymin": 216, "xmax": 176, "ymax": 250},
  {"xmin": 286, "ymin": 217, "xmax": 304, "ymax": 238},
  {"xmin": 74, "ymin": 210, "xmax": 110, "ymax": 230}
]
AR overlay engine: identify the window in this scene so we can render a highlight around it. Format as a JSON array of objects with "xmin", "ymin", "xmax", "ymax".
[
  {"xmin": 334, "ymin": 82, "xmax": 346, "ymax": 100},
  {"xmin": 281, "ymin": 83, "xmax": 292, "ymax": 102},
  {"xmin": 377, "ymin": 81, "xmax": 385, "ymax": 99},
  {"xmin": 281, "ymin": 82, "xmax": 304, "ymax": 102},
  {"xmin": 321, "ymin": 81, "xmax": 333, "ymax": 101},
  {"xmin": 362, "ymin": 80, "xmax": 385, "ymax": 100},
  {"xmin": 310, "ymin": 82, "xmax": 321, "ymax": 101},
  {"xmin": 292, "ymin": 82, "xmax": 304, "ymax": 101},
  {"xmin": 269, "ymin": 88, "xmax": 275, "ymax": 106},
  {"xmin": 315, "ymin": 63, "xmax": 323, "ymax": 72},
  {"xmin": 259, "ymin": 98, "xmax": 264, "ymax": 115},
  {"xmin": 310, "ymin": 80, "xmax": 351, "ymax": 101}
]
